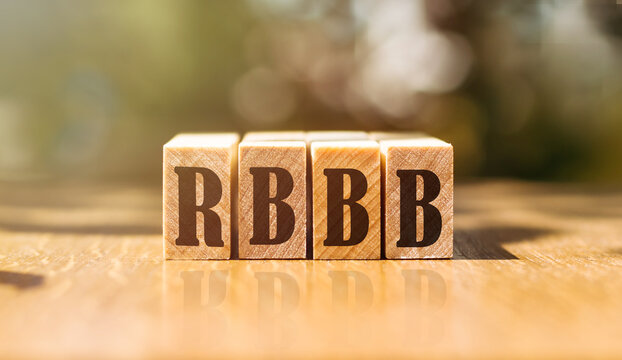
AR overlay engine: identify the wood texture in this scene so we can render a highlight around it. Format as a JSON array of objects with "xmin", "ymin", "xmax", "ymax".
[
  {"xmin": 305, "ymin": 132, "xmax": 371, "ymax": 259},
  {"xmin": 163, "ymin": 133, "xmax": 238, "ymax": 259},
  {"xmin": 238, "ymin": 140, "xmax": 307, "ymax": 259},
  {"xmin": 1, "ymin": 181, "xmax": 622, "ymax": 358},
  {"xmin": 311, "ymin": 140, "xmax": 381, "ymax": 259},
  {"xmin": 380, "ymin": 137, "xmax": 453, "ymax": 259}
]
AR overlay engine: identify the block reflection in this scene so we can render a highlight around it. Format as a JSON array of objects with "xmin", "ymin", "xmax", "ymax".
[{"xmin": 163, "ymin": 260, "xmax": 452, "ymax": 356}]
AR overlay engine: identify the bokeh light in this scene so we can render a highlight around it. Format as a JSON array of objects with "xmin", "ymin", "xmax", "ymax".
[{"xmin": 0, "ymin": 0, "xmax": 621, "ymax": 182}]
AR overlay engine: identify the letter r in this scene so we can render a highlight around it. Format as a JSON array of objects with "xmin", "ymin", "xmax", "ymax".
[{"xmin": 175, "ymin": 166, "xmax": 224, "ymax": 247}]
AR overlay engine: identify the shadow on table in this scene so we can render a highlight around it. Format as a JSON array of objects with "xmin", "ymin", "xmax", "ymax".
[
  {"xmin": 0, "ymin": 271, "xmax": 45, "ymax": 290},
  {"xmin": 609, "ymin": 248, "xmax": 622, "ymax": 256},
  {"xmin": 0, "ymin": 222, "xmax": 161, "ymax": 236},
  {"xmin": 453, "ymin": 226, "xmax": 553, "ymax": 260}
]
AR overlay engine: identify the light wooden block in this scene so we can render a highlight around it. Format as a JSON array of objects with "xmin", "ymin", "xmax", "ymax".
[
  {"xmin": 163, "ymin": 133, "xmax": 239, "ymax": 260},
  {"xmin": 311, "ymin": 140, "xmax": 381, "ymax": 259},
  {"xmin": 380, "ymin": 137, "xmax": 453, "ymax": 259},
  {"xmin": 238, "ymin": 139, "xmax": 307, "ymax": 259},
  {"xmin": 306, "ymin": 131, "xmax": 369, "ymax": 259}
]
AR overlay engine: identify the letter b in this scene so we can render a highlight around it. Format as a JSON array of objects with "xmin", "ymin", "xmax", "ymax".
[
  {"xmin": 323, "ymin": 168, "xmax": 369, "ymax": 246},
  {"xmin": 249, "ymin": 167, "xmax": 295, "ymax": 245},
  {"xmin": 396, "ymin": 170, "xmax": 442, "ymax": 247}
]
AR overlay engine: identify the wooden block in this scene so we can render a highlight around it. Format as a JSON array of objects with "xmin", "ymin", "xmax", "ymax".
[
  {"xmin": 238, "ymin": 139, "xmax": 307, "ymax": 259},
  {"xmin": 305, "ymin": 131, "xmax": 369, "ymax": 260},
  {"xmin": 380, "ymin": 137, "xmax": 453, "ymax": 259},
  {"xmin": 242, "ymin": 132, "xmax": 310, "ymax": 257},
  {"xmin": 311, "ymin": 140, "xmax": 381, "ymax": 259},
  {"xmin": 163, "ymin": 133, "xmax": 239, "ymax": 260}
]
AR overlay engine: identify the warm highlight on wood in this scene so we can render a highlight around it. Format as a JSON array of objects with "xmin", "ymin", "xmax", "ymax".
[
  {"xmin": 238, "ymin": 139, "xmax": 307, "ymax": 259},
  {"xmin": 163, "ymin": 133, "xmax": 239, "ymax": 260},
  {"xmin": 380, "ymin": 137, "xmax": 453, "ymax": 259},
  {"xmin": 311, "ymin": 140, "xmax": 381, "ymax": 259}
]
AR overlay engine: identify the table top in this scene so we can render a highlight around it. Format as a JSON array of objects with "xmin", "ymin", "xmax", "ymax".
[{"xmin": 0, "ymin": 180, "xmax": 621, "ymax": 359}]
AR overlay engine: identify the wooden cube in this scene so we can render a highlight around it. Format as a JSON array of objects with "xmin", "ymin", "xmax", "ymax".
[
  {"xmin": 238, "ymin": 137, "xmax": 307, "ymax": 259},
  {"xmin": 311, "ymin": 140, "xmax": 381, "ymax": 259},
  {"xmin": 163, "ymin": 133, "xmax": 239, "ymax": 260},
  {"xmin": 306, "ymin": 131, "xmax": 369, "ymax": 259},
  {"xmin": 379, "ymin": 137, "xmax": 453, "ymax": 259}
]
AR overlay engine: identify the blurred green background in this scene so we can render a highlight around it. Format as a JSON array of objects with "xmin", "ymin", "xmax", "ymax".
[{"xmin": 1, "ymin": 0, "xmax": 622, "ymax": 183}]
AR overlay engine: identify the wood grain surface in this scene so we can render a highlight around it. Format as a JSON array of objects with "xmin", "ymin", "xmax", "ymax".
[
  {"xmin": 380, "ymin": 137, "xmax": 454, "ymax": 259},
  {"xmin": 163, "ymin": 133, "xmax": 239, "ymax": 260},
  {"xmin": 311, "ymin": 140, "xmax": 381, "ymax": 259},
  {"xmin": 0, "ymin": 181, "xmax": 621, "ymax": 359},
  {"xmin": 238, "ymin": 140, "xmax": 307, "ymax": 259}
]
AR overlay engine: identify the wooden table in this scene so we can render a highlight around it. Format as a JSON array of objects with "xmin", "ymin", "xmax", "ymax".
[{"xmin": 0, "ymin": 181, "xmax": 621, "ymax": 359}]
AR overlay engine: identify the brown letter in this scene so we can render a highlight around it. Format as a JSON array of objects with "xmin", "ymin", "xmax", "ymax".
[
  {"xmin": 175, "ymin": 167, "xmax": 223, "ymax": 247},
  {"xmin": 323, "ymin": 169, "xmax": 369, "ymax": 246},
  {"xmin": 396, "ymin": 170, "xmax": 441, "ymax": 248},
  {"xmin": 249, "ymin": 167, "xmax": 295, "ymax": 245}
]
